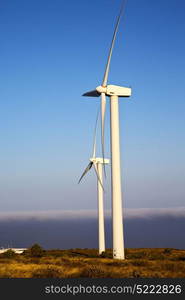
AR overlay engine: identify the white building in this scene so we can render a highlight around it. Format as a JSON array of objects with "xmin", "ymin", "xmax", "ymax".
[{"xmin": 0, "ymin": 248, "xmax": 27, "ymax": 254}]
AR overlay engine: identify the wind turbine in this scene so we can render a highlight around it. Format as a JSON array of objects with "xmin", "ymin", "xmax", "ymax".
[
  {"xmin": 83, "ymin": 0, "xmax": 131, "ymax": 259},
  {"xmin": 78, "ymin": 113, "xmax": 109, "ymax": 255}
]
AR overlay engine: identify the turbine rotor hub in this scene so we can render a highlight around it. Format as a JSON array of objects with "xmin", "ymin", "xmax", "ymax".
[{"xmin": 96, "ymin": 86, "xmax": 107, "ymax": 94}]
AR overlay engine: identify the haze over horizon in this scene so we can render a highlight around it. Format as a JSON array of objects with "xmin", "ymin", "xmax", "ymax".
[{"xmin": 0, "ymin": 207, "xmax": 185, "ymax": 249}]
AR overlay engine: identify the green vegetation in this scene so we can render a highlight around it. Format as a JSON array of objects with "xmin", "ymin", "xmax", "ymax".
[
  {"xmin": 0, "ymin": 246, "xmax": 185, "ymax": 278},
  {"xmin": 23, "ymin": 243, "xmax": 45, "ymax": 258},
  {"xmin": 1, "ymin": 249, "xmax": 17, "ymax": 259}
]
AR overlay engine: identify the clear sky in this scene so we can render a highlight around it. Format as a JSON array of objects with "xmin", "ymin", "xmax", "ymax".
[{"xmin": 0, "ymin": 0, "xmax": 184, "ymax": 212}]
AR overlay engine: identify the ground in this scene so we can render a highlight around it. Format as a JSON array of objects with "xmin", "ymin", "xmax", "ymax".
[{"xmin": 0, "ymin": 248, "xmax": 185, "ymax": 278}]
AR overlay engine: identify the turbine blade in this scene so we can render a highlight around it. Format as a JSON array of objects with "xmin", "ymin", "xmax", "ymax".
[
  {"xmin": 83, "ymin": 90, "xmax": 100, "ymax": 97},
  {"xmin": 78, "ymin": 162, "xmax": 93, "ymax": 184},
  {"xmin": 93, "ymin": 163, "xmax": 104, "ymax": 192},
  {"xmin": 101, "ymin": 93, "xmax": 106, "ymax": 177},
  {"xmin": 92, "ymin": 106, "xmax": 100, "ymax": 158},
  {"xmin": 102, "ymin": 0, "xmax": 127, "ymax": 87}
]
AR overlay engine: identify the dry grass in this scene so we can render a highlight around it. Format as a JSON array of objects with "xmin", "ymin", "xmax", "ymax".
[{"xmin": 0, "ymin": 248, "xmax": 185, "ymax": 278}]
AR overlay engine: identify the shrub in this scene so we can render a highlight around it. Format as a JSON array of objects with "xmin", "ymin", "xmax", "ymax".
[
  {"xmin": 80, "ymin": 265, "xmax": 108, "ymax": 278},
  {"xmin": 132, "ymin": 270, "xmax": 141, "ymax": 277},
  {"xmin": 100, "ymin": 251, "xmax": 110, "ymax": 258},
  {"xmin": 175, "ymin": 256, "xmax": 185, "ymax": 261},
  {"xmin": 131, "ymin": 260, "xmax": 148, "ymax": 267},
  {"xmin": 25, "ymin": 244, "xmax": 44, "ymax": 258},
  {"xmin": 46, "ymin": 250, "xmax": 65, "ymax": 257},
  {"xmin": 127, "ymin": 250, "xmax": 147, "ymax": 259},
  {"xmin": 162, "ymin": 262, "xmax": 176, "ymax": 272},
  {"xmin": 31, "ymin": 266, "xmax": 61, "ymax": 278},
  {"xmin": 148, "ymin": 253, "xmax": 165, "ymax": 260},
  {"xmin": 2, "ymin": 249, "xmax": 17, "ymax": 259},
  {"xmin": 163, "ymin": 248, "xmax": 173, "ymax": 255}
]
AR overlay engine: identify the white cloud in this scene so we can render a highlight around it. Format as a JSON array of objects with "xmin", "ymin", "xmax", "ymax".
[
  {"xmin": 125, "ymin": 207, "xmax": 185, "ymax": 219},
  {"xmin": 0, "ymin": 207, "xmax": 185, "ymax": 221}
]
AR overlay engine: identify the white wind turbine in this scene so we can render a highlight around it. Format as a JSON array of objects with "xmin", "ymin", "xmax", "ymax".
[
  {"xmin": 78, "ymin": 112, "xmax": 109, "ymax": 255},
  {"xmin": 82, "ymin": 0, "xmax": 131, "ymax": 259}
]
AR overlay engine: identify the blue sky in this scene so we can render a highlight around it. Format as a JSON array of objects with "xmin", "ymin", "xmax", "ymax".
[{"xmin": 0, "ymin": 0, "xmax": 184, "ymax": 212}]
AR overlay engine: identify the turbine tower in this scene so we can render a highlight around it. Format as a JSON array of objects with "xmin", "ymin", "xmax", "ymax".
[
  {"xmin": 79, "ymin": 114, "xmax": 109, "ymax": 255},
  {"xmin": 83, "ymin": 0, "xmax": 131, "ymax": 259}
]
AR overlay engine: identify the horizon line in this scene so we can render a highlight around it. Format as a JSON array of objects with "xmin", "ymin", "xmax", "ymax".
[{"xmin": 0, "ymin": 207, "xmax": 185, "ymax": 221}]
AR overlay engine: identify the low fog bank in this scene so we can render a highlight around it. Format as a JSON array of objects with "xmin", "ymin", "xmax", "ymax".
[{"xmin": 0, "ymin": 208, "xmax": 184, "ymax": 249}]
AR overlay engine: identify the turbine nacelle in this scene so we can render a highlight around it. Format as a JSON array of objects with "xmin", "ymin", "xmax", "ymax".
[
  {"xmin": 102, "ymin": 85, "xmax": 131, "ymax": 97},
  {"xmin": 83, "ymin": 85, "xmax": 131, "ymax": 98},
  {"xmin": 90, "ymin": 157, "xmax": 109, "ymax": 164}
]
